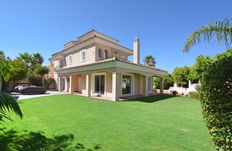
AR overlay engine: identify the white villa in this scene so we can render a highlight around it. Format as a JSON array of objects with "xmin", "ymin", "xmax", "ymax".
[{"xmin": 49, "ymin": 30, "xmax": 167, "ymax": 101}]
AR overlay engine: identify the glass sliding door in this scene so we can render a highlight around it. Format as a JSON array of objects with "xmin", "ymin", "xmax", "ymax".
[
  {"xmin": 122, "ymin": 75, "xmax": 132, "ymax": 95},
  {"xmin": 95, "ymin": 75, "xmax": 105, "ymax": 94}
]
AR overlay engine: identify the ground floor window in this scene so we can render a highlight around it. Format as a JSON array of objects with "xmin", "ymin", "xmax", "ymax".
[
  {"xmin": 122, "ymin": 75, "xmax": 132, "ymax": 95},
  {"xmin": 95, "ymin": 75, "xmax": 105, "ymax": 94}
]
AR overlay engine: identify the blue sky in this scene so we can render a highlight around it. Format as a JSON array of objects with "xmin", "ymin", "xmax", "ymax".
[{"xmin": 0, "ymin": 0, "xmax": 231, "ymax": 73}]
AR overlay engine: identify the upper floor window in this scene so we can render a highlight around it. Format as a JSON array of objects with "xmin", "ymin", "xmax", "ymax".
[
  {"xmin": 104, "ymin": 50, "xmax": 109, "ymax": 59},
  {"xmin": 80, "ymin": 49, "xmax": 86, "ymax": 62},
  {"xmin": 68, "ymin": 55, "xmax": 72, "ymax": 65},
  {"xmin": 98, "ymin": 48, "xmax": 102, "ymax": 58},
  {"xmin": 60, "ymin": 59, "xmax": 64, "ymax": 68}
]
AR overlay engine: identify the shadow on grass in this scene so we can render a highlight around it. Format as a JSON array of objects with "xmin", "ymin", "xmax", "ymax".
[
  {"xmin": 0, "ymin": 130, "xmax": 101, "ymax": 151},
  {"xmin": 128, "ymin": 94, "xmax": 176, "ymax": 103}
]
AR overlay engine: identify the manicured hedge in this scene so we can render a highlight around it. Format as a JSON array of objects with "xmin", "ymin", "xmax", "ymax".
[{"xmin": 200, "ymin": 49, "xmax": 232, "ymax": 150}]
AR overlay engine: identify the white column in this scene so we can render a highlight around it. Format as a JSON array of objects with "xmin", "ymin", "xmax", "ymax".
[
  {"xmin": 58, "ymin": 76, "xmax": 62, "ymax": 92},
  {"xmin": 112, "ymin": 72, "xmax": 121, "ymax": 101},
  {"xmin": 144, "ymin": 76, "xmax": 149, "ymax": 96},
  {"xmin": 86, "ymin": 74, "xmax": 91, "ymax": 97},
  {"xmin": 65, "ymin": 77, "xmax": 68, "ymax": 92},
  {"xmin": 69, "ymin": 75, "xmax": 73, "ymax": 94},
  {"xmin": 160, "ymin": 77, "xmax": 164, "ymax": 94},
  {"xmin": 188, "ymin": 80, "xmax": 192, "ymax": 88}
]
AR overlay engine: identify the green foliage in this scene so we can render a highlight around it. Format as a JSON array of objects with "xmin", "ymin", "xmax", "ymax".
[
  {"xmin": 153, "ymin": 78, "xmax": 160, "ymax": 88},
  {"xmin": 0, "ymin": 51, "xmax": 23, "ymax": 124},
  {"xmin": 143, "ymin": 55, "xmax": 156, "ymax": 67},
  {"xmin": 153, "ymin": 74, "xmax": 174, "ymax": 89},
  {"xmin": 172, "ymin": 66, "xmax": 192, "ymax": 87},
  {"xmin": 18, "ymin": 52, "xmax": 44, "ymax": 69},
  {"xmin": 192, "ymin": 55, "xmax": 215, "ymax": 80},
  {"xmin": 32, "ymin": 53, "xmax": 44, "ymax": 65},
  {"xmin": 0, "ymin": 92, "xmax": 23, "ymax": 121},
  {"xmin": 35, "ymin": 65, "xmax": 49, "ymax": 78},
  {"xmin": 5, "ymin": 52, "xmax": 46, "ymax": 87},
  {"xmin": 0, "ymin": 56, "xmax": 18, "ymax": 82},
  {"xmin": 183, "ymin": 19, "xmax": 232, "ymax": 52},
  {"xmin": 8, "ymin": 58, "xmax": 28, "ymax": 81},
  {"xmin": 28, "ymin": 76, "xmax": 43, "ymax": 86},
  {"xmin": 200, "ymin": 49, "xmax": 232, "ymax": 150},
  {"xmin": 188, "ymin": 91, "xmax": 200, "ymax": 100}
]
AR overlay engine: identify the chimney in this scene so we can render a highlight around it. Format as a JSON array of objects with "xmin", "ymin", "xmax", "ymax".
[{"xmin": 133, "ymin": 37, "xmax": 140, "ymax": 64}]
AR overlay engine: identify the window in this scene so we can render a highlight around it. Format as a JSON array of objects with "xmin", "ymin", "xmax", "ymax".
[
  {"xmin": 104, "ymin": 50, "xmax": 109, "ymax": 59},
  {"xmin": 122, "ymin": 75, "xmax": 132, "ymax": 94},
  {"xmin": 95, "ymin": 75, "xmax": 105, "ymax": 94},
  {"xmin": 80, "ymin": 50, "xmax": 86, "ymax": 61},
  {"xmin": 98, "ymin": 48, "xmax": 102, "ymax": 58},
  {"xmin": 60, "ymin": 59, "xmax": 64, "ymax": 68},
  {"xmin": 68, "ymin": 55, "xmax": 72, "ymax": 65}
]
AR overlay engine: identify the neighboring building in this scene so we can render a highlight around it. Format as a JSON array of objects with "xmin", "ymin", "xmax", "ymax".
[{"xmin": 49, "ymin": 30, "xmax": 167, "ymax": 101}]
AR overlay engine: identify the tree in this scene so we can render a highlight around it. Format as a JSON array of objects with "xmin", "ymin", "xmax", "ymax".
[
  {"xmin": 32, "ymin": 53, "xmax": 44, "ymax": 66},
  {"xmin": 35, "ymin": 66, "xmax": 49, "ymax": 78},
  {"xmin": 183, "ymin": 19, "xmax": 232, "ymax": 52},
  {"xmin": 15, "ymin": 52, "xmax": 45, "ymax": 86},
  {"xmin": 18, "ymin": 52, "xmax": 32, "ymax": 67},
  {"xmin": 35, "ymin": 65, "xmax": 49, "ymax": 85},
  {"xmin": 172, "ymin": 66, "xmax": 192, "ymax": 87},
  {"xmin": 8, "ymin": 58, "xmax": 28, "ymax": 82},
  {"xmin": 192, "ymin": 55, "xmax": 215, "ymax": 81},
  {"xmin": 0, "ymin": 53, "xmax": 23, "ymax": 123},
  {"xmin": 143, "ymin": 55, "xmax": 156, "ymax": 67}
]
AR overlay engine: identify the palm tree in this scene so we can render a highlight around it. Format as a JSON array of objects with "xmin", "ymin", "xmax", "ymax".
[
  {"xmin": 183, "ymin": 19, "xmax": 232, "ymax": 52},
  {"xmin": 143, "ymin": 55, "xmax": 156, "ymax": 67},
  {"xmin": 0, "ymin": 55, "xmax": 23, "ymax": 122}
]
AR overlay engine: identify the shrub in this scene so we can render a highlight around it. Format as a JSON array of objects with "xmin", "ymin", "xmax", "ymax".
[
  {"xmin": 171, "ymin": 90, "xmax": 177, "ymax": 96},
  {"xmin": 44, "ymin": 78, "xmax": 56, "ymax": 90},
  {"xmin": 200, "ymin": 49, "xmax": 232, "ymax": 150},
  {"xmin": 188, "ymin": 91, "xmax": 200, "ymax": 100},
  {"xmin": 28, "ymin": 76, "xmax": 42, "ymax": 86}
]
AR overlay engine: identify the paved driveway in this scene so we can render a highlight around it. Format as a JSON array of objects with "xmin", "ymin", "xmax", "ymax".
[{"xmin": 10, "ymin": 91, "xmax": 60, "ymax": 100}]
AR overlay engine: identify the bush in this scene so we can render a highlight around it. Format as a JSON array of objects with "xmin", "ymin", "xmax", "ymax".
[
  {"xmin": 44, "ymin": 78, "xmax": 56, "ymax": 90},
  {"xmin": 200, "ymin": 49, "xmax": 232, "ymax": 150},
  {"xmin": 188, "ymin": 91, "xmax": 200, "ymax": 100},
  {"xmin": 28, "ymin": 76, "xmax": 42, "ymax": 86}
]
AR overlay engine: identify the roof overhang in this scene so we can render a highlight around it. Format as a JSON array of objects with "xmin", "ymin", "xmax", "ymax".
[{"xmin": 56, "ymin": 59, "xmax": 167, "ymax": 77}]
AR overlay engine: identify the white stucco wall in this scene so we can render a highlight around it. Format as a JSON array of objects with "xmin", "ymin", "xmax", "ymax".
[{"xmin": 65, "ymin": 46, "xmax": 96, "ymax": 67}]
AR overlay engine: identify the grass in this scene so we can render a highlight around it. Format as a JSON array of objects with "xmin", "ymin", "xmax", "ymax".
[{"xmin": 1, "ymin": 94, "xmax": 215, "ymax": 151}]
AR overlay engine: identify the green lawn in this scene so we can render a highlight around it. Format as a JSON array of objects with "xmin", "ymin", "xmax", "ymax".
[{"xmin": 1, "ymin": 94, "xmax": 215, "ymax": 151}]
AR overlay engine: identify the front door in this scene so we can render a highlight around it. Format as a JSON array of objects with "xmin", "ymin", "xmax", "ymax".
[{"xmin": 95, "ymin": 75, "xmax": 105, "ymax": 94}]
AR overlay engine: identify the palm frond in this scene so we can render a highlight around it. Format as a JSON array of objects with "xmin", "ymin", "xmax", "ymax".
[
  {"xmin": 0, "ymin": 56, "xmax": 18, "ymax": 81},
  {"xmin": 0, "ymin": 92, "xmax": 23, "ymax": 118},
  {"xmin": 183, "ymin": 19, "xmax": 232, "ymax": 52}
]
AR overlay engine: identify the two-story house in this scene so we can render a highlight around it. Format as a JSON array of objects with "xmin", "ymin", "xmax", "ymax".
[{"xmin": 49, "ymin": 30, "xmax": 167, "ymax": 101}]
